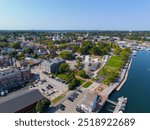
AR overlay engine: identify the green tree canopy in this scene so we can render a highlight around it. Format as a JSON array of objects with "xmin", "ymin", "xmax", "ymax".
[
  {"xmin": 90, "ymin": 46, "xmax": 101, "ymax": 55},
  {"xmin": 24, "ymin": 48, "xmax": 34, "ymax": 54},
  {"xmin": 59, "ymin": 51, "xmax": 73, "ymax": 60},
  {"xmin": 68, "ymin": 78, "xmax": 80, "ymax": 90},
  {"xmin": 78, "ymin": 70, "xmax": 89, "ymax": 78},
  {"xmin": 35, "ymin": 99, "xmax": 50, "ymax": 113},
  {"xmin": 10, "ymin": 42, "xmax": 21, "ymax": 49},
  {"xmin": 59, "ymin": 63, "xmax": 70, "ymax": 73}
]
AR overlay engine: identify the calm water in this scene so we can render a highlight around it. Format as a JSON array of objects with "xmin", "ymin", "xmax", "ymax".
[{"xmin": 101, "ymin": 50, "xmax": 150, "ymax": 113}]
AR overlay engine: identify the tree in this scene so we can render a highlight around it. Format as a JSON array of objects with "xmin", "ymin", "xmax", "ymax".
[
  {"xmin": 68, "ymin": 78, "xmax": 80, "ymax": 90},
  {"xmin": 18, "ymin": 53, "xmax": 25, "ymax": 61},
  {"xmin": 10, "ymin": 42, "xmax": 21, "ymax": 49},
  {"xmin": 76, "ymin": 57, "xmax": 84, "ymax": 70},
  {"xmin": 9, "ymin": 51, "xmax": 17, "ymax": 58},
  {"xmin": 79, "ymin": 41, "xmax": 93, "ymax": 55},
  {"xmin": 36, "ymin": 101, "xmax": 44, "ymax": 113},
  {"xmin": 114, "ymin": 46, "xmax": 122, "ymax": 55},
  {"xmin": 79, "ymin": 46, "xmax": 89, "ymax": 55},
  {"xmin": 35, "ymin": 99, "xmax": 50, "ymax": 113},
  {"xmin": 59, "ymin": 63, "xmax": 70, "ymax": 73},
  {"xmin": 59, "ymin": 51, "xmax": 73, "ymax": 60},
  {"xmin": 0, "ymin": 42, "xmax": 9, "ymax": 48},
  {"xmin": 90, "ymin": 46, "xmax": 101, "ymax": 55},
  {"xmin": 78, "ymin": 70, "xmax": 89, "ymax": 78},
  {"xmin": 24, "ymin": 48, "xmax": 34, "ymax": 54},
  {"xmin": 121, "ymin": 48, "xmax": 131, "ymax": 60}
]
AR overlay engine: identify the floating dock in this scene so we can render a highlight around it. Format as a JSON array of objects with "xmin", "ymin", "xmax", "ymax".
[
  {"xmin": 113, "ymin": 96, "xmax": 128, "ymax": 113},
  {"xmin": 106, "ymin": 96, "xmax": 128, "ymax": 113}
]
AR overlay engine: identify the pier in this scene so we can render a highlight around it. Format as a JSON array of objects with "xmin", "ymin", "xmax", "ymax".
[{"xmin": 106, "ymin": 96, "xmax": 128, "ymax": 113}]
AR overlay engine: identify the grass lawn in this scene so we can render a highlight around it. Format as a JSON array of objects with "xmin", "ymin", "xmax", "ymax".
[
  {"xmin": 51, "ymin": 94, "xmax": 65, "ymax": 104},
  {"xmin": 56, "ymin": 73, "xmax": 70, "ymax": 80},
  {"xmin": 99, "ymin": 56, "xmax": 125, "ymax": 85},
  {"xmin": 106, "ymin": 56, "xmax": 124, "ymax": 69},
  {"xmin": 83, "ymin": 82, "xmax": 92, "ymax": 88},
  {"xmin": 77, "ymin": 78, "xmax": 86, "ymax": 84}
]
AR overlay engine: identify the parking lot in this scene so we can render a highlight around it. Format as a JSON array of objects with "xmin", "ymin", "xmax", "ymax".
[
  {"xmin": 56, "ymin": 90, "xmax": 86, "ymax": 113},
  {"xmin": 31, "ymin": 67, "xmax": 68, "ymax": 101}
]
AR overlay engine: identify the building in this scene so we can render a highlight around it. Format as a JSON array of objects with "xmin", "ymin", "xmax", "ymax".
[
  {"xmin": 0, "ymin": 56, "xmax": 13, "ymax": 67},
  {"xmin": 77, "ymin": 92, "xmax": 101, "ymax": 113},
  {"xmin": 82, "ymin": 55, "xmax": 100, "ymax": 73},
  {"xmin": 15, "ymin": 60, "xmax": 28, "ymax": 67},
  {"xmin": 0, "ymin": 66, "xmax": 31, "ymax": 93},
  {"xmin": 41, "ymin": 58, "xmax": 65, "ymax": 73},
  {"xmin": 0, "ymin": 90, "xmax": 45, "ymax": 113}
]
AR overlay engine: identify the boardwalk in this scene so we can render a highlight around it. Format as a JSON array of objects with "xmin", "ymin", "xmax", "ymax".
[
  {"xmin": 116, "ymin": 59, "xmax": 132, "ymax": 91},
  {"xmin": 101, "ymin": 82, "xmax": 119, "ymax": 97}
]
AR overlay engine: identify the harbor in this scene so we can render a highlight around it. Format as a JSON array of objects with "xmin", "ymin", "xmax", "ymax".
[
  {"xmin": 101, "ymin": 50, "xmax": 150, "ymax": 113},
  {"xmin": 106, "ymin": 96, "xmax": 128, "ymax": 113}
]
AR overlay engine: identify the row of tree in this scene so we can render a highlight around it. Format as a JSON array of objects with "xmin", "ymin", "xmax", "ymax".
[{"xmin": 58, "ymin": 63, "xmax": 81, "ymax": 90}]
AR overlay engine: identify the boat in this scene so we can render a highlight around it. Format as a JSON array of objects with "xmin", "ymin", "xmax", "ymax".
[
  {"xmin": 132, "ymin": 51, "xmax": 137, "ymax": 56},
  {"xmin": 146, "ymin": 48, "xmax": 150, "ymax": 51}
]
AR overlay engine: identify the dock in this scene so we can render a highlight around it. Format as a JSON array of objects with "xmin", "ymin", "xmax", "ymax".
[
  {"xmin": 113, "ymin": 97, "xmax": 128, "ymax": 113},
  {"xmin": 106, "ymin": 96, "xmax": 127, "ymax": 113}
]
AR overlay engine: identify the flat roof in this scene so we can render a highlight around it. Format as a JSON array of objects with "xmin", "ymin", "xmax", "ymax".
[{"xmin": 0, "ymin": 90, "xmax": 45, "ymax": 113}]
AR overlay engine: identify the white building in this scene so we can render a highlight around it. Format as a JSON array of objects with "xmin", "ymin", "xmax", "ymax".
[{"xmin": 77, "ymin": 92, "xmax": 101, "ymax": 113}]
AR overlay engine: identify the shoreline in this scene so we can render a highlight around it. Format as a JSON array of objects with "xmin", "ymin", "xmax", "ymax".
[
  {"xmin": 116, "ymin": 58, "xmax": 133, "ymax": 91},
  {"xmin": 97, "ymin": 57, "xmax": 133, "ymax": 113}
]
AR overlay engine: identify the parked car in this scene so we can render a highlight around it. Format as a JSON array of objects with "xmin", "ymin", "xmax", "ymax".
[{"xmin": 59, "ymin": 104, "xmax": 66, "ymax": 111}]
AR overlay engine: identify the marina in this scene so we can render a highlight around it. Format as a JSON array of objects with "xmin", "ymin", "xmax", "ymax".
[
  {"xmin": 106, "ymin": 96, "xmax": 127, "ymax": 113},
  {"xmin": 101, "ymin": 50, "xmax": 150, "ymax": 113}
]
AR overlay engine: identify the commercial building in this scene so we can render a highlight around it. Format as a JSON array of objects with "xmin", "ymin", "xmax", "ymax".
[
  {"xmin": 0, "ymin": 90, "xmax": 45, "ymax": 113},
  {"xmin": 77, "ymin": 92, "xmax": 101, "ymax": 113},
  {"xmin": 41, "ymin": 58, "xmax": 65, "ymax": 73},
  {"xmin": 0, "ymin": 66, "xmax": 31, "ymax": 92}
]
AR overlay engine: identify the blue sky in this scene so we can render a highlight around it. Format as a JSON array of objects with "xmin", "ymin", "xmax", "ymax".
[{"xmin": 0, "ymin": 0, "xmax": 150, "ymax": 30}]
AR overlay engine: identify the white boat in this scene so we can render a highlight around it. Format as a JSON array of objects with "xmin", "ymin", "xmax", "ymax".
[
  {"xmin": 132, "ymin": 51, "xmax": 137, "ymax": 56},
  {"xmin": 146, "ymin": 48, "xmax": 150, "ymax": 51}
]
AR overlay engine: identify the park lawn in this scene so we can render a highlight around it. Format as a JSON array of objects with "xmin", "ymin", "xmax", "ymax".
[
  {"xmin": 106, "ymin": 56, "xmax": 124, "ymax": 69},
  {"xmin": 83, "ymin": 82, "xmax": 92, "ymax": 88},
  {"xmin": 99, "ymin": 55, "xmax": 125, "ymax": 85},
  {"xmin": 56, "ymin": 73, "xmax": 70, "ymax": 80},
  {"xmin": 51, "ymin": 94, "xmax": 65, "ymax": 104},
  {"xmin": 77, "ymin": 78, "xmax": 86, "ymax": 84},
  {"xmin": 110, "ymin": 56, "xmax": 123, "ymax": 61}
]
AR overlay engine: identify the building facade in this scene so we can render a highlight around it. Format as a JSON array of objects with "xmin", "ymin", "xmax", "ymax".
[
  {"xmin": 0, "ymin": 66, "xmax": 31, "ymax": 92},
  {"xmin": 41, "ymin": 58, "xmax": 65, "ymax": 73},
  {"xmin": 77, "ymin": 92, "xmax": 101, "ymax": 113}
]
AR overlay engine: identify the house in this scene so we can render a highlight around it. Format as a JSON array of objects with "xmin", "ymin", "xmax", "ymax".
[
  {"xmin": 24, "ymin": 57, "xmax": 41, "ymax": 67},
  {"xmin": 77, "ymin": 92, "xmax": 101, "ymax": 113},
  {"xmin": 41, "ymin": 58, "xmax": 65, "ymax": 73},
  {"xmin": 15, "ymin": 60, "xmax": 28, "ymax": 67},
  {"xmin": 0, "ymin": 90, "xmax": 45, "ymax": 113},
  {"xmin": 36, "ymin": 47, "xmax": 47, "ymax": 55}
]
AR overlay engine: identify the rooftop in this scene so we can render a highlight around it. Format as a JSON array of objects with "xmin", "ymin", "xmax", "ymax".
[{"xmin": 0, "ymin": 90, "xmax": 45, "ymax": 113}]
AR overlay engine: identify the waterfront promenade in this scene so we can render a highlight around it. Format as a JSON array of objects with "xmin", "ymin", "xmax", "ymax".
[
  {"xmin": 101, "ymin": 58, "xmax": 132, "ymax": 98},
  {"xmin": 116, "ymin": 59, "xmax": 132, "ymax": 91},
  {"xmin": 97, "ymin": 58, "xmax": 132, "ymax": 113}
]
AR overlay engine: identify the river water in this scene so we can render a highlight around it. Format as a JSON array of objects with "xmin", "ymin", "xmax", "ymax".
[{"xmin": 101, "ymin": 50, "xmax": 150, "ymax": 113}]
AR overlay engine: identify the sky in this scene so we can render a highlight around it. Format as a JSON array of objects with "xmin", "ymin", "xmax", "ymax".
[{"xmin": 0, "ymin": 0, "xmax": 150, "ymax": 30}]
